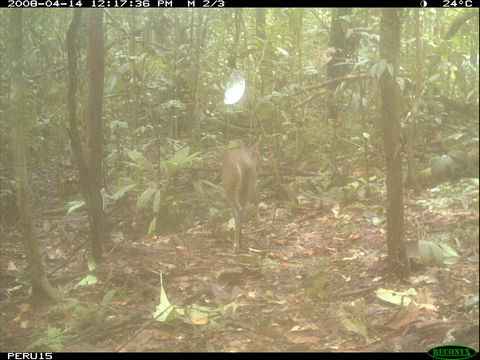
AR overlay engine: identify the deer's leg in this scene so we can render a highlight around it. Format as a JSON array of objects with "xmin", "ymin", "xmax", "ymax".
[{"xmin": 232, "ymin": 201, "xmax": 243, "ymax": 251}]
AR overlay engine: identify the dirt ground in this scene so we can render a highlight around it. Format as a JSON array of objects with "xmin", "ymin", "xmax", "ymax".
[{"xmin": 1, "ymin": 180, "xmax": 478, "ymax": 352}]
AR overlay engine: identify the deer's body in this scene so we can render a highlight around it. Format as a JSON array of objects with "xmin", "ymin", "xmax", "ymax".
[{"xmin": 222, "ymin": 139, "xmax": 260, "ymax": 250}]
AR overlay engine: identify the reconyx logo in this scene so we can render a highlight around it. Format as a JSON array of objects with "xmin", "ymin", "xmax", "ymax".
[{"xmin": 428, "ymin": 345, "xmax": 478, "ymax": 360}]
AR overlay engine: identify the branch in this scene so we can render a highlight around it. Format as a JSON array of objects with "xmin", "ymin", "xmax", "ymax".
[{"xmin": 294, "ymin": 73, "xmax": 371, "ymax": 109}]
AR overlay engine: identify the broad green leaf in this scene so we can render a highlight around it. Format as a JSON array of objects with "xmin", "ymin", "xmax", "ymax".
[
  {"xmin": 386, "ymin": 63, "xmax": 394, "ymax": 78},
  {"xmin": 154, "ymin": 273, "xmax": 174, "ymax": 322},
  {"xmin": 126, "ymin": 149, "xmax": 156, "ymax": 175},
  {"xmin": 227, "ymin": 217, "xmax": 235, "ymax": 230},
  {"xmin": 217, "ymin": 301, "xmax": 240, "ymax": 317},
  {"xmin": 418, "ymin": 240, "xmax": 431, "ymax": 261},
  {"xmin": 418, "ymin": 240, "xmax": 460, "ymax": 265},
  {"xmin": 87, "ymin": 254, "xmax": 97, "ymax": 272},
  {"xmin": 185, "ymin": 151, "xmax": 201, "ymax": 163},
  {"xmin": 161, "ymin": 160, "xmax": 179, "ymax": 179},
  {"xmin": 430, "ymin": 242, "xmax": 446, "ymax": 264},
  {"xmin": 153, "ymin": 190, "xmax": 161, "ymax": 214},
  {"xmin": 376, "ymin": 288, "xmax": 416, "ymax": 306},
  {"xmin": 170, "ymin": 147, "xmax": 190, "ymax": 163},
  {"xmin": 67, "ymin": 201, "xmax": 85, "ymax": 215},
  {"xmin": 111, "ymin": 184, "xmax": 137, "ymax": 201},
  {"xmin": 101, "ymin": 289, "xmax": 117, "ymax": 306},
  {"xmin": 438, "ymin": 243, "xmax": 460, "ymax": 265},
  {"xmin": 136, "ymin": 187, "xmax": 157, "ymax": 210},
  {"xmin": 184, "ymin": 304, "xmax": 211, "ymax": 325},
  {"xmin": 341, "ymin": 317, "xmax": 368, "ymax": 337},
  {"xmin": 76, "ymin": 274, "xmax": 98, "ymax": 287},
  {"xmin": 377, "ymin": 59, "xmax": 387, "ymax": 80}
]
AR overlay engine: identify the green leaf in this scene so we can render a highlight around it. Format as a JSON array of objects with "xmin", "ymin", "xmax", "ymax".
[
  {"xmin": 67, "ymin": 200, "xmax": 85, "ymax": 215},
  {"xmin": 418, "ymin": 240, "xmax": 460, "ymax": 265},
  {"xmin": 430, "ymin": 242, "xmax": 446, "ymax": 264},
  {"xmin": 160, "ymin": 160, "xmax": 179, "ymax": 179},
  {"xmin": 227, "ymin": 217, "xmax": 235, "ymax": 230},
  {"xmin": 76, "ymin": 274, "xmax": 98, "ymax": 288},
  {"xmin": 111, "ymin": 184, "xmax": 137, "ymax": 201},
  {"xmin": 346, "ymin": 181, "xmax": 360, "ymax": 190},
  {"xmin": 185, "ymin": 151, "xmax": 202, "ymax": 163},
  {"xmin": 184, "ymin": 304, "xmax": 211, "ymax": 325},
  {"xmin": 136, "ymin": 187, "xmax": 157, "ymax": 210},
  {"xmin": 26, "ymin": 326, "xmax": 69, "ymax": 352},
  {"xmin": 341, "ymin": 317, "xmax": 368, "ymax": 337},
  {"xmin": 126, "ymin": 149, "xmax": 156, "ymax": 175},
  {"xmin": 101, "ymin": 289, "xmax": 117, "ymax": 306},
  {"xmin": 169, "ymin": 147, "xmax": 201, "ymax": 167},
  {"xmin": 153, "ymin": 190, "xmax": 161, "ymax": 214},
  {"xmin": 376, "ymin": 287, "xmax": 416, "ymax": 306},
  {"xmin": 386, "ymin": 63, "xmax": 394, "ymax": 78},
  {"xmin": 418, "ymin": 240, "xmax": 431, "ymax": 261},
  {"xmin": 170, "ymin": 146, "xmax": 190, "ymax": 163},
  {"xmin": 438, "ymin": 243, "xmax": 460, "ymax": 265},
  {"xmin": 377, "ymin": 59, "xmax": 387, "ymax": 80},
  {"xmin": 148, "ymin": 217, "xmax": 156, "ymax": 236},
  {"xmin": 154, "ymin": 273, "xmax": 175, "ymax": 322},
  {"xmin": 87, "ymin": 254, "xmax": 97, "ymax": 272}
]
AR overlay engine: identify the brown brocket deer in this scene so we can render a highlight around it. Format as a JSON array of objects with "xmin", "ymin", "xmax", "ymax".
[{"xmin": 222, "ymin": 138, "xmax": 260, "ymax": 251}]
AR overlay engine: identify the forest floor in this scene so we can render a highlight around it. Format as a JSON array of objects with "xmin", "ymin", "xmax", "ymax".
[{"xmin": 1, "ymin": 173, "xmax": 479, "ymax": 352}]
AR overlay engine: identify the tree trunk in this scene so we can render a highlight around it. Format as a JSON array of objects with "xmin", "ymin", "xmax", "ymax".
[
  {"xmin": 405, "ymin": 10, "xmax": 421, "ymax": 195},
  {"xmin": 379, "ymin": 9, "xmax": 410, "ymax": 278},
  {"xmin": 8, "ymin": 9, "xmax": 59, "ymax": 302},
  {"xmin": 87, "ymin": 9, "xmax": 106, "ymax": 261},
  {"xmin": 66, "ymin": 9, "xmax": 91, "ymax": 208},
  {"xmin": 327, "ymin": 8, "xmax": 352, "ymax": 179},
  {"xmin": 255, "ymin": 8, "xmax": 267, "ymax": 98},
  {"xmin": 328, "ymin": 8, "xmax": 351, "ymax": 82}
]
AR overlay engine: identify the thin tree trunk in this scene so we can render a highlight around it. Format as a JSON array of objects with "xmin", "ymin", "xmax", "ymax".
[
  {"xmin": 405, "ymin": 10, "xmax": 422, "ymax": 195},
  {"xmin": 66, "ymin": 9, "xmax": 91, "ymax": 207},
  {"xmin": 327, "ymin": 9, "xmax": 352, "ymax": 179},
  {"xmin": 379, "ymin": 9, "xmax": 410, "ymax": 278},
  {"xmin": 255, "ymin": 8, "xmax": 266, "ymax": 98},
  {"xmin": 87, "ymin": 9, "xmax": 106, "ymax": 261},
  {"xmin": 8, "ymin": 9, "xmax": 59, "ymax": 302}
]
